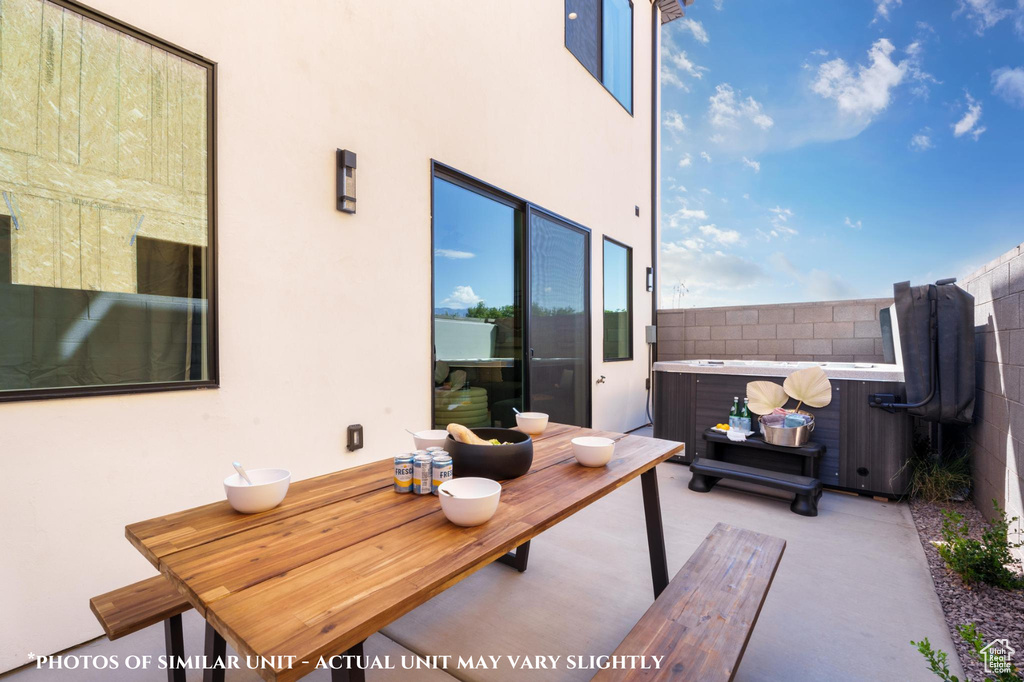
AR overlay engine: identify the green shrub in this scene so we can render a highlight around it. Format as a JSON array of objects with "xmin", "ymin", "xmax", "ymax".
[
  {"xmin": 912, "ymin": 624, "xmax": 1020, "ymax": 681},
  {"xmin": 936, "ymin": 501, "xmax": 1023, "ymax": 590}
]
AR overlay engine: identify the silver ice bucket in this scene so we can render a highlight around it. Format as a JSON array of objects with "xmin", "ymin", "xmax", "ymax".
[{"xmin": 759, "ymin": 410, "xmax": 815, "ymax": 447}]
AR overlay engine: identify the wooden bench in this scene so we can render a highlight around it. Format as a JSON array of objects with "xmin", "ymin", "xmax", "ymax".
[
  {"xmin": 689, "ymin": 458, "xmax": 823, "ymax": 517},
  {"xmin": 594, "ymin": 522, "xmax": 785, "ymax": 682},
  {"xmin": 90, "ymin": 576, "xmax": 192, "ymax": 682}
]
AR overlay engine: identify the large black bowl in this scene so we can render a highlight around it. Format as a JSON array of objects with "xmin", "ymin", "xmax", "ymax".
[{"xmin": 445, "ymin": 428, "xmax": 533, "ymax": 480}]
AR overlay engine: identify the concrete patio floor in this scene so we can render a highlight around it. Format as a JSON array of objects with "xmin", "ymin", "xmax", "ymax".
[{"xmin": 3, "ymin": 433, "xmax": 962, "ymax": 681}]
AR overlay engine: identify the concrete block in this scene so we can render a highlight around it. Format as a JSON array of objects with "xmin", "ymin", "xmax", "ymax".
[
  {"xmin": 695, "ymin": 339, "xmax": 726, "ymax": 355},
  {"xmin": 1009, "ymin": 253, "xmax": 1024, "ymax": 294},
  {"xmin": 684, "ymin": 325, "xmax": 711, "ymax": 340},
  {"xmin": 695, "ymin": 310, "xmax": 726, "ymax": 327},
  {"xmin": 742, "ymin": 324, "xmax": 777, "ymax": 340},
  {"xmin": 795, "ymin": 338, "xmax": 832, "ymax": 355},
  {"xmin": 794, "ymin": 306, "xmax": 833, "ymax": 323},
  {"xmin": 656, "ymin": 340, "xmax": 685, "ymax": 360},
  {"xmin": 994, "ymin": 293, "xmax": 1020, "ymax": 331},
  {"xmin": 854, "ymin": 320, "xmax": 882, "ymax": 338},
  {"xmin": 814, "ymin": 322, "xmax": 855, "ymax": 339},
  {"xmin": 833, "ymin": 338, "xmax": 876, "ymax": 355},
  {"xmin": 818, "ymin": 354, "xmax": 853, "ymax": 362},
  {"xmin": 683, "ymin": 340, "xmax": 695, "ymax": 357},
  {"xmin": 1010, "ymin": 330, "xmax": 1024, "ymax": 366},
  {"xmin": 725, "ymin": 339, "xmax": 758, "ymax": 355},
  {"xmin": 757, "ymin": 307, "xmax": 795, "ymax": 324},
  {"xmin": 711, "ymin": 325, "xmax": 743, "ymax": 340},
  {"xmin": 758, "ymin": 339, "xmax": 794, "ymax": 355},
  {"xmin": 776, "ymin": 354, "xmax": 816, "ymax": 361},
  {"xmin": 657, "ymin": 311, "xmax": 686, "ymax": 327},
  {"xmin": 776, "ymin": 323, "xmax": 814, "ymax": 339},
  {"xmin": 658, "ymin": 326, "xmax": 684, "ymax": 341},
  {"xmin": 833, "ymin": 304, "xmax": 876, "ymax": 322},
  {"xmin": 685, "ymin": 310, "xmax": 697, "ymax": 326},
  {"xmin": 725, "ymin": 309, "xmax": 759, "ymax": 325}
]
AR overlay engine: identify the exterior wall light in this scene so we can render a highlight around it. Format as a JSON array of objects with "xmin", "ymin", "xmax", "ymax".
[{"xmin": 336, "ymin": 149, "xmax": 357, "ymax": 213}]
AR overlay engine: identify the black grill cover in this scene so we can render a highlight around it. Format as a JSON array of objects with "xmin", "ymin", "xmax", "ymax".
[{"xmin": 894, "ymin": 281, "xmax": 975, "ymax": 424}]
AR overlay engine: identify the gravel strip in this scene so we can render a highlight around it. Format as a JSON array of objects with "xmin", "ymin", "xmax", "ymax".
[{"xmin": 909, "ymin": 500, "xmax": 1024, "ymax": 680}]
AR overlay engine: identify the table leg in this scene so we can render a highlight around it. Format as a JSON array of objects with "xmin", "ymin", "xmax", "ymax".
[
  {"xmin": 496, "ymin": 540, "xmax": 531, "ymax": 572},
  {"xmin": 641, "ymin": 467, "xmax": 669, "ymax": 599},
  {"xmin": 331, "ymin": 640, "xmax": 366, "ymax": 682},
  {"xmin": 163, "ymin": 614, "xmax": 185, "ymax": 682},
  {"xmin": 203, "ymin": 623, "xmax": 227, "ymax": 682}
]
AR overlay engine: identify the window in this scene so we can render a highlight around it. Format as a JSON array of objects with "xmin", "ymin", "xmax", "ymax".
[
  {"xmin": 565, "ymin": 0, "xmax": 633, "ymax": 112},
  {"xmin": 603, "ymin": 237, "xmax": 632, "ymax": 361},
  {"xmin": 0, "ymin": 0, "xmax": 215, "ymax": 400}
]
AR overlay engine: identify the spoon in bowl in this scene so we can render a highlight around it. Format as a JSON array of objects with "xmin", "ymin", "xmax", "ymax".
[
  {"xmin": 441, "ymin": 488, "xmax": 456, "ymax": 497},
  {"xmin": 512, "ymin": 407, "xmax": 521, "ymax": 414},
  {"xmin": 232, "ymin": 461, "xmax": 253, "ymax": 486}
]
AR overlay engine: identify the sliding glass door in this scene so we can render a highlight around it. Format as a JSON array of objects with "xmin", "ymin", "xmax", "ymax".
[
  {"xmin": 527, "ymin": 209, "xmax": 590, "ymax": 427},
  {"xmin": 431, "ymin": 167, "xmax": 590, "ymax": 429},
  {"xmin": 432, "ymin": 175, "xmax": 524, "ymax": 429}
]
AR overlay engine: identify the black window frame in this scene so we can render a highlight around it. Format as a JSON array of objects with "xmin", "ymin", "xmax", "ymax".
[
  {"xmin": 564, "ymin": 0, "xmax": 635, "ymax": 115},
  {"xmin": 602, "ymin": 236, "xmax": 633, "ymax": 362},
  {"xmin": 429, "ymin": 160, "xmax": 593, "ymax": 428},
  {"xmin": 0, "ymin": 0, "xmax": 218, "ymax": 404}
]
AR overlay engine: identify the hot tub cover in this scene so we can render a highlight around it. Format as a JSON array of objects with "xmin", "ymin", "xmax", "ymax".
[{"xmin": 894, "ymin": 280, "xmax": 975, "ymax": 424}]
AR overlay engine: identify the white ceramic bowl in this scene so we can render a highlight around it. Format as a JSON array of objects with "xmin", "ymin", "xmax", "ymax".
[
  {"xmin": 515, "ymin": 411, "xmax": 549, "ymax": 436},
  {"xmin": 413, "ymin": 429, "xmax": 450, "ymax": 451},
  {"xmin": 437, "ymin": 477, "xmax": 502, "ymax": 527},
  {"xmin": 571, "ymin": 436, "xmax": 615, "ymax": 467},
  {"xmin": 224, "ymin": 468, "xmax": 291, "ymax": 514}
]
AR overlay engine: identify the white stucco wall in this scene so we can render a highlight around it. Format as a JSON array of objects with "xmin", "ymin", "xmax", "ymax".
[{"xmin": 0, "ymin": 0, "xmax": 658, "ymax": 671}]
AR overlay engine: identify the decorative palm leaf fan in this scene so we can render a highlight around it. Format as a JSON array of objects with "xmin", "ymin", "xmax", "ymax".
[
  {"xmin": 746, "ymin": 381, "xmax": 788, "ymax": 415},
  {"xmin": 782, "ymin": 366, "xmax": 832, "ymax": 411}
]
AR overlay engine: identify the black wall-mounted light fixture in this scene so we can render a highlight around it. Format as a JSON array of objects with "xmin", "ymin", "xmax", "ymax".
[
  {"xmin": 646, "ymin": 266, "xmax": 654, "ymax": 292},
  {"xmin": 337, "ymin": 149, "xmax": 357, "ymax": 213}
]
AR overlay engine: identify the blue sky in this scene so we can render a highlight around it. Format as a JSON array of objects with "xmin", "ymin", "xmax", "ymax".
[{"xmin": 659, "ymin": 0, "xmax": 1024, "ymax": 309}]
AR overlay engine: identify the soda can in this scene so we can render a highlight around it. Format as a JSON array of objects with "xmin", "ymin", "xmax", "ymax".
[
  {"xmin": 431, "ymin": 454, "xmax": 453, "ymax": 495},
  {"xmin": 412, "ymin": 451, "xmax": 433, "ymax": 495},
  {"xmin": 393, "ymin": 454, "xmax": 414, "ymax": 494},
  {"xmin": 426, "ymin": 445, "xmax": 447, "ymax": 455}
]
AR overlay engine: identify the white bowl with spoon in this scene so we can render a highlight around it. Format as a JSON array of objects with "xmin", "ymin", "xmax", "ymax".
[
  {"xmin": 514, "ymin": 411, "xmax": 549, "ymax": 436},
  {"xmin": 410, "ymin": 429, "xmax": 449, "ymax": 451},
  {"xmin": 437, "ymin": 477, "xmax": 501, "ymax": 526},
  {"xmin": 224, "ymin": 462, "xmax": 291, "ymax": 513}
]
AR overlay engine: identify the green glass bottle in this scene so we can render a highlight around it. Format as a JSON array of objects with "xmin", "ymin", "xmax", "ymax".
[
  {"xmin": 740, "ymin": 398, "xmax": 753, "ymax": 433},
  {"xmin": 729, "ymin": 397, "xmax": 739, "ymax": 429}
]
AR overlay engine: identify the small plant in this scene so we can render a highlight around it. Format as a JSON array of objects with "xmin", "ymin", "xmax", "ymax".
[
  {"xmin": 903, "ymin": 434, "xmax": 972, "ymax": 502},
  {"xmin": 936, "ymin": 501, "xmax": 1023, "ymax": 590},
  {"xmin": 912, "ymin": 624, "xmax": 1020, "ymax": 681}
]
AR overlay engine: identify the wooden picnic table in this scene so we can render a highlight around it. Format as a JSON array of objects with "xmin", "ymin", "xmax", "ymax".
[{"xmin": 125, "ymin": 423, "xmax": 684, "ymax": 682}]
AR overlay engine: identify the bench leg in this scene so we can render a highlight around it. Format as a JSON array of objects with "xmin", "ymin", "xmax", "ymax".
[
  {"xmin": 496, "ymin": 540, "xmax": 531, "ymax": 572},
  {"xmin": 641, "ymin": 467, "xmax": 670, "ymax": 599},
  {"xmin": 790, "ymin": 492, "xmax": 819, "ymax": 517},
  {"xmin": 203, "ymin": 623, "xmax": 227, "ymax": 682},
  {"xmin": 331, "ymin": 639, "xmax": 366, "ymax": 682},
  {"xmin": 163, "ymin": 614, "xmax": 185, "ymax": 682},
  {"xmin": 688, "ymin": 472, "xmax": 720, "ymax": 493}
]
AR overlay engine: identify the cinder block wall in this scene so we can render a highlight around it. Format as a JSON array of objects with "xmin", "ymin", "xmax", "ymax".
[
  {"xmin": 657, "ymin": 298, "xmax": 893, "ymax": 362},
  {"xmin": 959, "ymin": 241, "xmax": 1024, "ymax": 558}
]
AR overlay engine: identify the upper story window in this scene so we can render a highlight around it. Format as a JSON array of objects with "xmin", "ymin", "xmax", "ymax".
[
  {"xmin": 0, "ymin": 0, "xmax": 216, "ymax": 401},
  {"xmin": 565, "ymin": 0, "xmax": 634, "ymax": 113}
]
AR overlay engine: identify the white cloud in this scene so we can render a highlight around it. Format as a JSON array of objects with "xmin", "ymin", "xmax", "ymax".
[
  {"xmin": 659, "ymin": 239, "xmax": 770, "ymax": 307},
  {"xmin": 669, "ymin": 50, "xmax": 708, "ymax": 80},
  {"xmin": 442, "ymin": 285, "xmax": 482, "ymax": 308},
  {"xmin": 708, "ymin": 133, "xmax": 726, "ymax": 144},
  {"xmin": 910, "ymin": 129, "xmax": 934, "ymax": 151},
  {"xmin": 661, "ymin": 32, "xmax": 707, "ymax": 91},
  {"xmin": 742, "ymin": 193, "xmax": 751, "ymax": 200},
  {"xmin": 679, "ymin": 18, "xmax": 710, "ymax": 44},
  {"xmin": 660, "ymin": 65, "xmax": 687, "ymax": 91},
  {"xmin": 844, "ymin": 217, "xmax": 863, "ymax": 229},
  {"xmin": 678, "ymin": 153, "xmax": 693, "ymax": 168},
  {"xmin": 872, "ymin": 0, "xmax": 902, "ymax": 23},
  {"xmin": 993, "ymin": 66, "xmax": 1024, "ymax": 108},
  {"xmin": 708, "ymin": 84, "xmax": 774, "ymax": 130},
  {"xmin": 759, "ymin": 206, "xmax": 798, "ymax": 240},
  {"xmin": 713, "ymin": 0, "xmax": 724, "ymax": 8},
  {"xmin": 770, "ymin": 253, "xmax": 856, "ymax": 300},
  {"xmin": 700, "ymin": 188, "xmax": 712, "ymax": 195},
  {"xmin": 952, "ymin": 92, "xmax": 985, "ymax": 139},
  {"xmin": 811, "ymin": 39, "xmax": 907, "ymax": 118},
  {"xmin": 699, "ymin": 224, "xmax": 741, "ymax": 245},
  {"xmin": 741, "ymin": 156, "xmax": 761, "ymax": 173},
  {"xmin": 664, "ymin": 110, "xmax": 687, "ymax": 140},
  {"xmin": 811, "ymin": 48, "xmax": 830, "ymax": 57},
  {"xmin": 954, "ymin": 0, "xmax": 1013, "ymax": 34},
  {"xmin": 700, "ymin": 151, "xmax": 713, "ymax": 163},
  {"xmin": 665, "ymin": 205, "xmax": 708, "ymax": 229},
  {"xmin": 434, "ymin": 248, "xmax": 475, "ymax": 260}
]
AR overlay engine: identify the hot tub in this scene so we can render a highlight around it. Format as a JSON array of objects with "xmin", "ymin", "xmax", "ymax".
[{"xmin": 652, "ymin": 359, "xmax": 911, "ymax": 497}]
